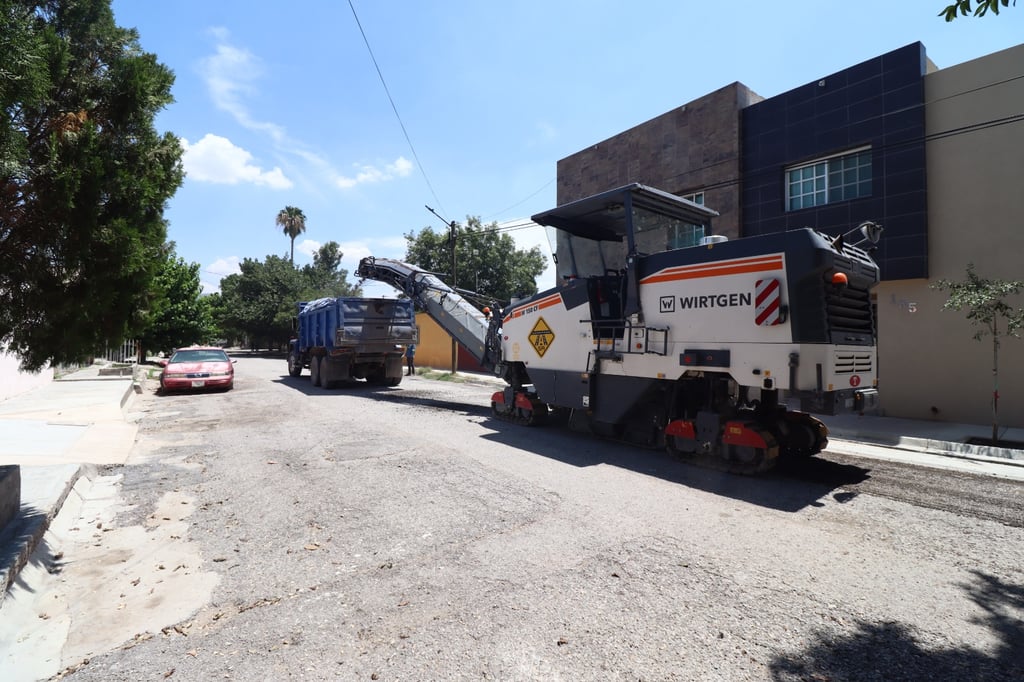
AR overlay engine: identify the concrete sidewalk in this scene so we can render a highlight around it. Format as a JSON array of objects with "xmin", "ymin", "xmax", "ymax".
[
  {"xmin": 822, "ymin": 410, "xmax": 1024, "ymax": 467},
  {"xmin": 0, "ymin": 364, "xmax": 140, "ymax": 601}
]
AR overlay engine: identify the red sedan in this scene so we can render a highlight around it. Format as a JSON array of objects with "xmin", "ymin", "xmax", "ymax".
[{"xmin": 159, "ymin": 346, "xmax": 235, "ymax": 393}]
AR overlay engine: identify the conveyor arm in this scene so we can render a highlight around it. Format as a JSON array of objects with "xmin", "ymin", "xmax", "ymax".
[{"xmin": 356, "ymin": 257, "xmax": 498, "ymax": 369}]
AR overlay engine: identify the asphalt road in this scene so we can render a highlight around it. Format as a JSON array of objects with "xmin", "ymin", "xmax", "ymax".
[{"xmin": 4, "ymin": 355, "xmax": 1023, "ymax": 681}]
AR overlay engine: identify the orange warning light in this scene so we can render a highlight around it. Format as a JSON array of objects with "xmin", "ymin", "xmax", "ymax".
[{"xmin": 831, "ymin": 272, "xmax": 849, "ymax": 286}]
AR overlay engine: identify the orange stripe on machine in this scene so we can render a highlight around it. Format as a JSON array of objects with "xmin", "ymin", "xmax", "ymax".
[
  {"xmin": 641, "ymin": 255, "xmax": 784, "ymax": 285},
  {"xmin": 503, "ymin": 292, "xmax": 563, "ymax": 323}
]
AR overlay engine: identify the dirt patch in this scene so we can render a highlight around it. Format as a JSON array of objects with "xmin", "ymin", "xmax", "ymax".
[{"xmin": 0, "ymin": 475, "xmax": 218, "ymax": 680}]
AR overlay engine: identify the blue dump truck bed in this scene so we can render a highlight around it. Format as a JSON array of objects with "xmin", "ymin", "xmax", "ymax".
[
  {"xmin": 296, "ymin": 297, "xmax": 416, "ymax": 351},
  {"xmin": 288, "ymin": 297, "xmax": 418, "ymax": 387}
]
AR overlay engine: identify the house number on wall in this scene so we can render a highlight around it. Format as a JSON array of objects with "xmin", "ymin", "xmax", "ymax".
[{"xmin": 890, "ymin": 294, "xmax": 917, "ymax": 314}]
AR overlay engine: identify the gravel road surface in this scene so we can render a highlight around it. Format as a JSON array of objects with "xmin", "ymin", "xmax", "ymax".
[{"xmin": 3, "ymin": 355, "xmax": 1023, "ymax": 681}]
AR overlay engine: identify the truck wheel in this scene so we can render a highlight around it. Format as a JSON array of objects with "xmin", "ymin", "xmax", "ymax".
[
  {"xmin": 322, "ymin": 363, "xmax": 338, "ymax": 389},
  {"xmin": 287, "ymin": 353, "xmax": 303, "ymax": 377},
  {"xmin": 386, "ymin": 375, "xmax": 402, "ymax": 387},
  {"xmin": 310, "ymin": 356, "xmax": 322, "ymax": 387}
]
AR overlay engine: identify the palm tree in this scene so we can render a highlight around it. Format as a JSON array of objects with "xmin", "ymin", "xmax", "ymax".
[{"xmin": 275, "ymin": 206, "xmax": 307, "ymax": 264}]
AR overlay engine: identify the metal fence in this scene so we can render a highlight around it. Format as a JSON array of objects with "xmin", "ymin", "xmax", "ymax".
[{"xmin": 102, "ymin": 339, "xmax": 137, "ymax": 364}]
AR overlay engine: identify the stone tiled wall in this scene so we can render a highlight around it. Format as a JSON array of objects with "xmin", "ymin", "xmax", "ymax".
[{"xmin": 555, "ymin": 82, "xmax": 762, "ymax": 240}]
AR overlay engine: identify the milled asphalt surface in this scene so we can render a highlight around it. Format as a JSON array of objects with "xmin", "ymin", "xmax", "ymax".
[{"xmin": 1, "ymin": 359, "xmax": 1023, "ymax": 603}]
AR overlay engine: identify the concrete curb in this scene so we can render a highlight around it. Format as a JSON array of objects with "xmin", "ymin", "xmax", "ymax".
[
  {"xmin": 122, "ymin": 367, "xmax": 141, "ymax": 408},
  {"xmin": 0, "ymin": 464, "xmax": 84, "ymax": 604},
  {"xmin": 829, "ymin": 434, "xmax": 1024, "ymax": 468}
]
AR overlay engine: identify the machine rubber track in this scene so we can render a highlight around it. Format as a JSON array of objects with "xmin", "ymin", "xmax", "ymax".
[
  {"xmin": 491, "ymin": 391, "xmax": 548, "ymax": 426},
  {"xmin": 667, "ymin": 426, "xmax": 781, "ymax": 475}
]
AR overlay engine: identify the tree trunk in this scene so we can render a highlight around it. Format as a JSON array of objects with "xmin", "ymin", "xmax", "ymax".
[{"xmin": 992, "ymin": 331, "xmax": 999, "ymax": 444}]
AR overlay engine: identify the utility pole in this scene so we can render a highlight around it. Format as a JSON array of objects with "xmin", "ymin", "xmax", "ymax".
[
  {"xmin": 449, "ymin": 220, "xmax": 458, "ymax": 375},
  {"xmin": 427, "ymin": 205, "xmax": 461, "ymax": 376}
]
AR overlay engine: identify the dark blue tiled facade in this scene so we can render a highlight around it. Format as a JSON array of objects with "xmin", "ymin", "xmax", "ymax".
[{"xmin": 742, "ymin": 43, "xmax": 929, "ymax": 280}]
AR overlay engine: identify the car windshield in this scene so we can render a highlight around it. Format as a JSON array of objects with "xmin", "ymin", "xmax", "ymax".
[{"xmin": 170, "ymin": 349, "xmax": 229, "ymax": 363}]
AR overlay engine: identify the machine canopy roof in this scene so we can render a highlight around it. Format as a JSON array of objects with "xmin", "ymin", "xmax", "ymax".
[{"xmin": 531, "ymin": 183, "xmax": 720, "ymax": 241}]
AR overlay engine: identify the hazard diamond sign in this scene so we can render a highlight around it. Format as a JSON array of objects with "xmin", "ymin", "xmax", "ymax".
[{"xmin": 529, "ymin": 317, "xmax": 555, "ymax": 357}]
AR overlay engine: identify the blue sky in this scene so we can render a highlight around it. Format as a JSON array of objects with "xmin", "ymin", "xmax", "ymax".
[{"xmin": 110, "ymin": 1, "xmax": 1023, "ymax": 297}]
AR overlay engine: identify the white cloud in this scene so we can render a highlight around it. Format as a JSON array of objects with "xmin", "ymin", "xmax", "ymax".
[
  {"xmin": 200, "ymin": 29, "xmax": 285, "ymax": 141},
  {"xmin": 291, "ymin": 236, "xmax": 405, "ymax": 277},
  {"xmin": 196, "ymin": 30, "xmax": 411, "ymax": 195},
  {"xmin": 500, "ymin": 219, "xmax": 556, "ymax": 291},
  {"xmin": 341, "ymin": 237, "xmax": 406, "ymax": 299},
  {"xmin": 181, "ymin": 134, "xmax": 292, "ymax": 189},
  {"xmin": 206, "ymin": 256, "xmax": 242, "ymax": 277},
  {"xmin": 295, "ymin": 239, "xmax": 321, "ymax": 260},
  {"xmin": 339, "ymin": 237, "xmax": 406, "ymax": 265},
  {"xmin": 336, "ymin": 156, "xmax": 414, "ymax": 189},
  {"xmin": 201, "ymin": 256, "xmax": 243, "ymax": 294},
  {"xmin": 536, "ymin": 120, "xmax": 557, "ymax": 141}
]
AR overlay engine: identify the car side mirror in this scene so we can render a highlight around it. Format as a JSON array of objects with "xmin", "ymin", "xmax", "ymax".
[{"xmin": 158, "ymin": 359, "xmax": 169, "ymax": 367}]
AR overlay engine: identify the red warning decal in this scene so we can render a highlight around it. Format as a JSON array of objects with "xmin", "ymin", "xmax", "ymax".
[
  {"xmin": 850, "ymin": 375, "xmax": 861, "ymax": 387},
  {"xmin": 755, "ymin": 278, "xmax": 782, "ymax": 326}
]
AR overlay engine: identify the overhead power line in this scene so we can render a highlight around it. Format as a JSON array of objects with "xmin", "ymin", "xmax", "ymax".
[
  {"xmin": 482, "ymin": 178, "xmax": 556, "ymax": 221},
  {"xmin": 346, "ymin": 0, "xmax": 445, "ymax": 217}
]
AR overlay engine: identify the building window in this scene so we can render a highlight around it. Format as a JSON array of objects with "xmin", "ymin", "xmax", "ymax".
[
  {"xmin": 682, "ymin": 191, "xmax": 705, "ymax": 206},
  {"xmin": 786, "ymin": 148, "xmax": 871, "ymax": 211}
]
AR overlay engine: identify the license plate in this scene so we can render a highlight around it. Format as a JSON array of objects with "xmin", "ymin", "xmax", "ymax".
[{"xmin": 191, "ymin": 380, "xmax": 206, "ymax": 388}]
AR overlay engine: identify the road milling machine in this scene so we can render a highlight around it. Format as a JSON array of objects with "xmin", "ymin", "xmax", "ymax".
[{"xmin": 357, "ymin": 183, "xmax": 881, "ymax": 474}]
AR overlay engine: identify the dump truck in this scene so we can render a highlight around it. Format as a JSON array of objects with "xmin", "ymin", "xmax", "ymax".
[{"xmin": 287, "ymin": 297, "xmax": 418, "ymax": 387}]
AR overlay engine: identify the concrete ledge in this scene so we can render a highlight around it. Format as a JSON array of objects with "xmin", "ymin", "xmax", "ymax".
[
  {"xmin": 97, "ymin": 366, "xmax": 134, "ymax": 377},
  {"xmin": 0, "ymin": 464, "xmax": 83, "ymax": 603},
  {"xmin": 0, "ymin": 466, "xmax": 20, "ymax": 535}
]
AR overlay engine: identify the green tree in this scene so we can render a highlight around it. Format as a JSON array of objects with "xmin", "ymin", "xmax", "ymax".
[
  {"xmin": 940, "ymin": 0, "xmax": 1015, "ymax": 21},
  {"xmin": 0, "ymin": 2, "xmax": 48, "ymax": 175},
  {"xmin": 205, "ymin": 292, "xmax": 236, "ymax": 346},
  {"xmin": 218, "ymin": 255, "xmax": 304, "ymax": 350},
  {"xmin": 404, "ymin": 217, "xmax": 547, "ymax": 306},
  {"xmin": 276, "ymin": 205, "xmax": 306, "ymax": 264},
  {"xmin": 213, "ymin": 245, "xmax": 363, "ymax": 351},
  {"xmin": 137, "ymin": 249, "xmax": 215, "ymax": 357},
  {"xmin": 0, "ymin": 0, "xmax": 183, "ymax": 371},
  {"xmin": 932, "ymin": 264, "xmax": 1024, "ymax": 443},
  {"xmin": 300, "ymin": 241, "xmax": 362, "ymax": 298}
]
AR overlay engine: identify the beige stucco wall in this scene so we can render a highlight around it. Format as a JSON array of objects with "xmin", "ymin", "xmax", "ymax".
[
  {"xmin": 879, "ymin": 43, "xmax": 1024, "ymax": 427},
  {"xmin": 0, "ymin": 352, "xmax": 53, "ymax": 402}
]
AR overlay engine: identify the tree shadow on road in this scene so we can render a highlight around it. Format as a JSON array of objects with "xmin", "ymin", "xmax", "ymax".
[{"xmin": 768, "ymin": 569, "xmax": 1024, "ymax": 681}]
